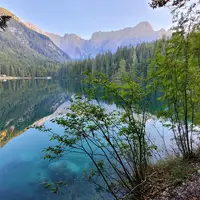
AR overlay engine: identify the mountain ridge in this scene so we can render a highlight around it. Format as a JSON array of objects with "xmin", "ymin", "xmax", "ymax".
[
  {"xmin": 25, "ymin": 21, "xmax": 170, "ymax": 59},
  {"xmin": 25, "ymin": 21, "xmax": 170, "ymax": 40},
  {"xmin": 1, "ymin": 7, "xmax": 171, "ymax": 60}
]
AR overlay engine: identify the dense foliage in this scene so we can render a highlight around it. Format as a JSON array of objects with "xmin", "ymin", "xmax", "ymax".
[{"xmin": 0, "ymin": 48, "xmax": 63, "ymax": 77}]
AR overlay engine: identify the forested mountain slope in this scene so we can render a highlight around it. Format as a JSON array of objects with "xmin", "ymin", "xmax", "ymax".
[{"xmin": 0, "ymin": 8, "xmax": 70, "ymax": 77}]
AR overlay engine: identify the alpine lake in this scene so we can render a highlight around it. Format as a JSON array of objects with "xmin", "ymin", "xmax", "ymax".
[{"xmin": 0, "ymin": 79, "xmax": 173, "ymax": 200}]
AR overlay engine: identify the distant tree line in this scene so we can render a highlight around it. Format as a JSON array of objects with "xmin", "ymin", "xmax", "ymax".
[{"xmin": 58, "ymin": 43, "xmax": 156, "ymax": 82}]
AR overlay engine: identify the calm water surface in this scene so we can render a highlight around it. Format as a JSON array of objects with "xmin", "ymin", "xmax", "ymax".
[{"xmin": 0, "ymin": 79, "xmax": 172, "ymax": 200}]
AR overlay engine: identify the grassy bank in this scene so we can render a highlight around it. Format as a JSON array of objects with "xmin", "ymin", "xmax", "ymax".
[{"xmin": 143, "ymin": 152, "xmax": 200, "ymax": 199}]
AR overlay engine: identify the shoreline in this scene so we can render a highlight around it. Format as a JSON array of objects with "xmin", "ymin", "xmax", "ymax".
[
  {"xmin": 32, "ymin": 101, "xmax": 70, "ymax": 127},
  {"xmin": 0, "ymin": 76, "xmax": 52, "ymax": 80}
]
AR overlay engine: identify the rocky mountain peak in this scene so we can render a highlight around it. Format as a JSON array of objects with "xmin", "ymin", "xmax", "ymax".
[
  {"xmin": 135, "ymin": 21, "xmax": 153, "ymax": 31},
  {"xmin": 63, "ymin": 33, "xmax": 82, "ymax": 41}
]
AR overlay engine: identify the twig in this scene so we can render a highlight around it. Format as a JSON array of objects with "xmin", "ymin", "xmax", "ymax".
[{"xmin": 120, "ymin": 172, "xmax": 156, "ymax": 200}]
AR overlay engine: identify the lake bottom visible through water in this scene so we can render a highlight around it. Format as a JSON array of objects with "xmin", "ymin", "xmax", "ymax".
[{"xmin": 0, "ymin": 121, "xmax": 112, "ymax": 200}]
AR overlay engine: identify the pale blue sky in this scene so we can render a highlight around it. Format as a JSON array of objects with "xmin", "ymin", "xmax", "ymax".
[{"xmin": 0, "ymin": 0, "xmax": 172, "ymax": 39}]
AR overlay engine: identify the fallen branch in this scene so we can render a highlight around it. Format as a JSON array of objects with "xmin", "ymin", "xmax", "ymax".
[{"xmin": 120, "ymin": 172, "xmax": 156, "ymax": 200}]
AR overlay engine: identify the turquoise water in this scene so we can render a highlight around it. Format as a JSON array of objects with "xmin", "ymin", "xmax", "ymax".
[
  {"xmin": 0, "ymin": 121, "xmax": 102, "ymax": 200},
  {"xmin": 0, "ymin": 80, "xmax": 111, "ymax": 200},
  {"xmin": 0, "ymin": 80, "xmax": 172, "ymax": 200},
  {"xmin": 0, "ymin": 118, "xmax": 173, "ymax": 200}
]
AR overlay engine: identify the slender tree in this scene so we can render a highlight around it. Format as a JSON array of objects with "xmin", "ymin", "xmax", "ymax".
[
  {"xmin": 43, "ymin": 72, "xmax": 156, "ymax": 199},
  {"xmin": 148, "ymin": 0, "xmax": 200, "ymax": 159}
]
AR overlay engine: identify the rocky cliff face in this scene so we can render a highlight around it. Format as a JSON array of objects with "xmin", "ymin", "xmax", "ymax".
[{"xmin": 26, "ymin": 21, "xmax": 171, "ymax": 59}]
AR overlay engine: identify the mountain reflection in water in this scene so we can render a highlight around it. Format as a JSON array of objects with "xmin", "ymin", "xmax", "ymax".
[{"xmin": 0, "ymin": 79, "xmax": 168, "ymax": 200}]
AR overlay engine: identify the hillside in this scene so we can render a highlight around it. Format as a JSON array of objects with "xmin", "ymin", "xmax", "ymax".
[{"xmin": 0, "ymin": 8, "xmax": 70, "ymax": 77}]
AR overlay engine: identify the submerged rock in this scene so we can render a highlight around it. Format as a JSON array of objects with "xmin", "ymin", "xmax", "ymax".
[
  {"xmin": 48, "ymin": 161, "xmax": 65, "ymax": 171},
  {"xmin": 48, "ymin": 160, "xmax": 80, "ymax": 173}
]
